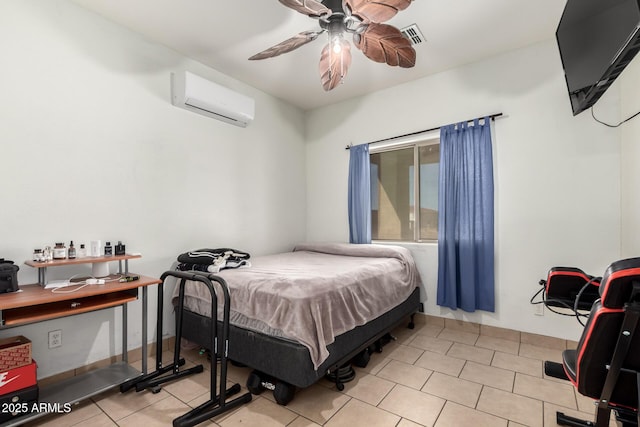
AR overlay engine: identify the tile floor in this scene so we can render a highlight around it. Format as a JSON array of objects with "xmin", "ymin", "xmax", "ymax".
[{"xmin": 25, "ymin": 317, "xmax": 614, "ymax": 427}]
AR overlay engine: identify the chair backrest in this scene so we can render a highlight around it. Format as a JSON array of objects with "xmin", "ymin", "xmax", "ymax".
[
  {"xmin": 573, "ymin": 257, "xmax": 640, "ymax": 408},
  {"xmin": 544, "ymin": 267, "xmax": 600, "ymax": 310}
]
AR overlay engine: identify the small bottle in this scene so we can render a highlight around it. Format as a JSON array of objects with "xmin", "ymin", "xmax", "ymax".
[
  {"xmin": 43, "ymin": 246, "xmax": 53, "ymax": 261},
  {"xmin": 33, "ymin": 249, "xmax": 43, "ymax": 262},
  {"xmin": 78, "ymin": 243, "xmax": 87, "ymax": 258},
  {"xmin": 115, "ymin": 241, "xmax": 126, "ymax": 256},
  {"xmin": 53, "ymin": 243, "xmax": 67, "ymax": 260},
  {"xmin": 68, "ymin": 241, "xmax": 76, "ymax": 259},
  {"xmin": 104, "ymin": 241, "xmax": 113, "ymax": 257}
]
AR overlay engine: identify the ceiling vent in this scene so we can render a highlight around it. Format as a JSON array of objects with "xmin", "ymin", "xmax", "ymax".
[{"xmin": 400, "ymin": 24, "xmax": 426, "ymax": 45}]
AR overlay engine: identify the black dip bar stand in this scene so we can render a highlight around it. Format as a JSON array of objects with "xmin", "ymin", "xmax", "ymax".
[{"xmin": 121, "ymin": 270, "xmax": 251, "ymax": 427}]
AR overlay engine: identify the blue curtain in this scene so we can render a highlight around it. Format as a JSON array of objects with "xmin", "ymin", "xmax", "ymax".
[
  {"xmin": 437, "ymin": 118, "xmax": 495, "ymax": 312},
  {"xmin": 348, "ymin": 144, "xmax": 372, "ymax": 244}
]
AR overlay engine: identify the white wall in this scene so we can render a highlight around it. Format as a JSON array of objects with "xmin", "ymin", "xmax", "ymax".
[
  {"xmin": 305, "ymin": 39, "xmax": 622, "ymax": 341},
  {"xmin": 620, "ymin": 55, "xmax": 640, "ymax": 257},
  {"xmin": 0, "ymin": 0, "xmax": 307, "ymax": 378}
]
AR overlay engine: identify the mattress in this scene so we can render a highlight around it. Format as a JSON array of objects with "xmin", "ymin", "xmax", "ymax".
[{"xmin": 174, "ymin": 242, "xmax": 421, "ymax": 369}]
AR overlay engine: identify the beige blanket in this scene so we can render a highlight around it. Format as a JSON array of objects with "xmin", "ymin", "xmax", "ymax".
[{"xmin": 175, "ymin": 242, "xmax": 421, "ymax": 369}]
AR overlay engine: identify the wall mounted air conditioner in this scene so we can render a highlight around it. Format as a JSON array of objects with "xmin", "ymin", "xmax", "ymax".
[{"xmin": 171, "ymin": 71, "xmax": 255, "ymax": 127}]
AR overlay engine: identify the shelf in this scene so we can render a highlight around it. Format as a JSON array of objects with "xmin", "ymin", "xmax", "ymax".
[
  {"xmin": 0, "ymin": 276, "xmax": 160, "ymax": 327},
  {"xmin": 0, "ymin": 362, "xmax": 141, "ymax": 426},
  {"xmin": 24, "ymin": 254, "xmax": 142, "ymax": 268},
  {"xmin": 2, "ymin": 291, "xmax": 137, "ymax": 326}
]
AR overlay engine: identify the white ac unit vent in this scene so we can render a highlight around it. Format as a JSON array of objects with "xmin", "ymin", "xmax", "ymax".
[
  {"xmin": 171, "ymin": 71, "xmax": 255, "ymax": 127},
  {"xmin": 401, "ymin": 24, "xmax": 426, "ymax": 45}
]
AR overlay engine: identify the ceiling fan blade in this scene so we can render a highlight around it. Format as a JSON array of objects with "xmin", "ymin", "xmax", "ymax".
[
  {"xmin": 353, "ymin": 23, "xmax": 415, "ymax": 67},
  {"xmin": 319, "ymin": 40, "xmax": 352, "ymax": 91},
  {"xmin": 278, "ymin": 0, "xmax": 332, "ymax": 17},
  {"xmin": 344, "ymin": 0, "xmax": 411, "ymax": 23},
  {"xmin": 249, "ymin": 30, "xmax": 324, "ymax": 60}
]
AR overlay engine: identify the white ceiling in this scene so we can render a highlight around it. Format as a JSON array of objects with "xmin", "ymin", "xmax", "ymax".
[{"xmin": 71, "ymin": 0, "xmax": 567, "ymax": 111}]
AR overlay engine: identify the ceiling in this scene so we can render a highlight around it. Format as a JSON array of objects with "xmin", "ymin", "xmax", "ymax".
[{"xmin": 71, "ymin": 0, "xmax": 567, "ymax": 111}]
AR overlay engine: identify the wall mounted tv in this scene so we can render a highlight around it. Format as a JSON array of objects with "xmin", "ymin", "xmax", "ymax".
[{"xmin": 556, "ymin": 0, "xmax": 640, "ymax": 116}]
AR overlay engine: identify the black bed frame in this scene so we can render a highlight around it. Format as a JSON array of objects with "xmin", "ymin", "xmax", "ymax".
[{"xmin": 179, "ymin": 287, "xmax": 422, "ymax": 404}]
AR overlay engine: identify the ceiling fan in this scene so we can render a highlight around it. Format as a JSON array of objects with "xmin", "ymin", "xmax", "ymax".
[{"xmin": 249, "ymin": 0, "xmax": 417, "ymax": 91}]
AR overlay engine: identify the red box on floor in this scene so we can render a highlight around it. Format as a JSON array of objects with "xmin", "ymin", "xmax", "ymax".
[{"xmin": 0, "ymin": 360, "xmax": 37, "ymax": 396}]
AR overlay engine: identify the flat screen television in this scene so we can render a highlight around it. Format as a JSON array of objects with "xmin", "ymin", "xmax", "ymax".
[{"xmin": 556, "ymin": 0, "xmax": 640, "ymax": 115}]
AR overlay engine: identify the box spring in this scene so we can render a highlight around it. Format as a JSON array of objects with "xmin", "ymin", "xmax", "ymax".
[{"xmin": 180, "ymin": 287, "xmax": 421, "ymax": 388}]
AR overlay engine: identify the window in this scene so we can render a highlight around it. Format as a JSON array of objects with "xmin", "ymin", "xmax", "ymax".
[{"xmin": 370, "ymin": 138, "xmax": 439, "ymax": 242}]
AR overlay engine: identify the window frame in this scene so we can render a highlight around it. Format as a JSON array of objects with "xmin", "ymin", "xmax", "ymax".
[{"xmin": 370, "ymin": 135, "xmax": 440, "ymax": 243}]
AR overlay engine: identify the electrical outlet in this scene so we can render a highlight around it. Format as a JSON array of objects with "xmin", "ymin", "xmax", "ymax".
[
  {"xmin": 48, "ymin": 330, "xmax": 62, "ymax": 349},
  {"xmin": 534, "ymin": 303, "xmax": 544, "ymax": 316}
]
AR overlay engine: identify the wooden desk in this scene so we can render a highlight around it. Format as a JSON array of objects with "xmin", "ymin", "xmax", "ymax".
[{"xmin": 0, "ymin": 274, "xmax": 161, "ymax": 426}]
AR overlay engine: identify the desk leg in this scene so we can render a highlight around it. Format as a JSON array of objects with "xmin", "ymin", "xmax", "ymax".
[
  {"xmin": 142, "ymin": 286, "xmax": 148, "ymax": 374},
  {"xmin": 122, "ymin": 303, "xmax": 128, "ymax": 364}
]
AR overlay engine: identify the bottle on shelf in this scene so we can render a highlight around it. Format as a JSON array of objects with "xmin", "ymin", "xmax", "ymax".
[
  {"xmin": 53, "ymin": 243, "xmax": 67, "ymax": 260},
  {"xmin": 115, "ymin": 241, "xmax": 126, "ymax": 256},
  {"xmin": 78, "ymin": 243, "xmax": 87, "ymax": 258},
  {"xmin": 104, "ymin": 242, "xmax": 113, "ymax": 257},
  {"xmin": 68, "ymin": 241, "xmax": 76, "ymax": 259}
]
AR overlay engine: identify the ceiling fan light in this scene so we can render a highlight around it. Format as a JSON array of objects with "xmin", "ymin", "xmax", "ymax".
[{"xmin": 332, "ymin": 33, "xmax": 343, "ymax": 53}]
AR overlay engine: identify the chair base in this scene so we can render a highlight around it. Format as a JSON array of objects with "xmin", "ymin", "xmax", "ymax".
[
  {"xmin": 557, "ymin": 408, "xmax": 638, "ymax": 427},
  {"xmin": 557, "ymin": 412, "xmax": 595, "ymax": 427}
]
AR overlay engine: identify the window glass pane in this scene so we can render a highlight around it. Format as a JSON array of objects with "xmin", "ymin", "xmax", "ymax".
[
  {"xmin": 370, "ymin": 148, "xmax": 414, "ymax": 240},
  {"xmin": 419, "ymin": 143, "xmax": 439, "ymax": 240}
]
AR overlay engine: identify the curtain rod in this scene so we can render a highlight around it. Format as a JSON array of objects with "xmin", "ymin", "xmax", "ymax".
[{"xmin": 345, "ymin": 112, "xmax": 503, "ymax": 150}]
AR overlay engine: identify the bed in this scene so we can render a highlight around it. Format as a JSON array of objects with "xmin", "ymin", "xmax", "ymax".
[{"xmin": 173, "ymin": 242, "xmax": 423, "ymax": 404}]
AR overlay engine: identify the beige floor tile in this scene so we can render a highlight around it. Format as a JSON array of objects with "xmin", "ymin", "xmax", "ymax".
[
  {"xmin": 414, "ymin": 350, "xmax": 466, "ymax": 377},
  {"xmin": 444, "ymin": 319, "xmax": 481, "ymax": 334},
  {"xmin": 435, "ymin": 401, "xmax": 508, "ymax": 427},
  {"xmin": 356, "ymin": 354, "xmax": 391, "ymax": 376},
  {"xmin": 393, "ymin": 326, "xmax": 422, "ymax": 345},
  {"xmin": 217, "ymin": 396, "xmax": 297, "ymax": 427},
  {"xmin": 424, "ymin": 315, "xmax": 445, "ymax": 328},
  {"xmin": 383, "ymin": 342, "xmax": 425, "ymax": 365},
  {"xmin": 480, "ymin": 325, "xmax": 521, "ymax": 342},
  {"xmin": 519, "ymin": 343, "xmax": 564, "ymax": 363},
  {"xmin": 446, "ymin": 342, "xmax": 494, "ymax": 365},
  {"xmin": 422, "ymin": 372, "xmax": 482, "ymax": 408},
  {"xmin": 93, "ymin": 388, "xmax": 172, "ymax": 421},
  {"xmin": 513, "ymin": 373, "xmax": 576, "ymax": 409},
  {"xmin": 475, "ymin": 335, "xmax": 520, "ymax": 355},
  {"xmin": 460, "ymin": 361, "xmax": 515, "ymax": 392},
  {"xmin": 162, "ymin": 367, "xmax": 217, "ymax": 403},
  {"xmin": 288, "ymin": 416, "xmax": 322, "ymax": 427},
  {"xmin": 397, "ymin": 419, "xmax": 424, "ymax": 427},
  {"xmin": 68, "ymin": 412, "xmax": 117, "ymax": 426},
  {"xmin": 508, "ymin": 422, "xmax": 527, "ymax": 427},
  {"xmin": 325, "ymin": 399, "xmax": 400, "ymax": 427},
  {"xmin": 477, "ymin": 387, "xmax": 543, "ymax": 427},
  {"xmin": 285, "ymin": 384, "xmax": 350, "ymax": 425},
  {"xmin": 116, "ymin": 394, "xmax": 208, "ymax": 427},
  {"xmin": 521, "ymin": 332, "xmax": 567, "ymax": 350},
  {"xmin": 413, "ymin": 324, "xmax": 445, "ymax": 338},
  {"xmin": 377, "ymin": 360, "xmax": 433, "ymax": 390},
  {"xmin": 408, "ymin": 334, "xmax": 454, "ymax": 354},
  {"xmin": 26, "ymin": 400, "xmax": 104, "ymax": 427},
  {"xmin": 437, "ymin": 328, "xmax": 479, "ymax": 345},
  {"xmin": 492, "ymin": 351, "xmax": 542, "ymax": 377},
  {"xmin": 341, "ymin": 372, "xmax": 395, "ymax": 406},
  {"xmin": 379, "ymin": 385, "xmax": 445, "ymax": 427}
]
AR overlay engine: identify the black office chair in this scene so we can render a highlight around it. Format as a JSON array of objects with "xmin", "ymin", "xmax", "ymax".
[{"xmin": 545, "ymin": 257, "xmax": 640, "ymax": 427}]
